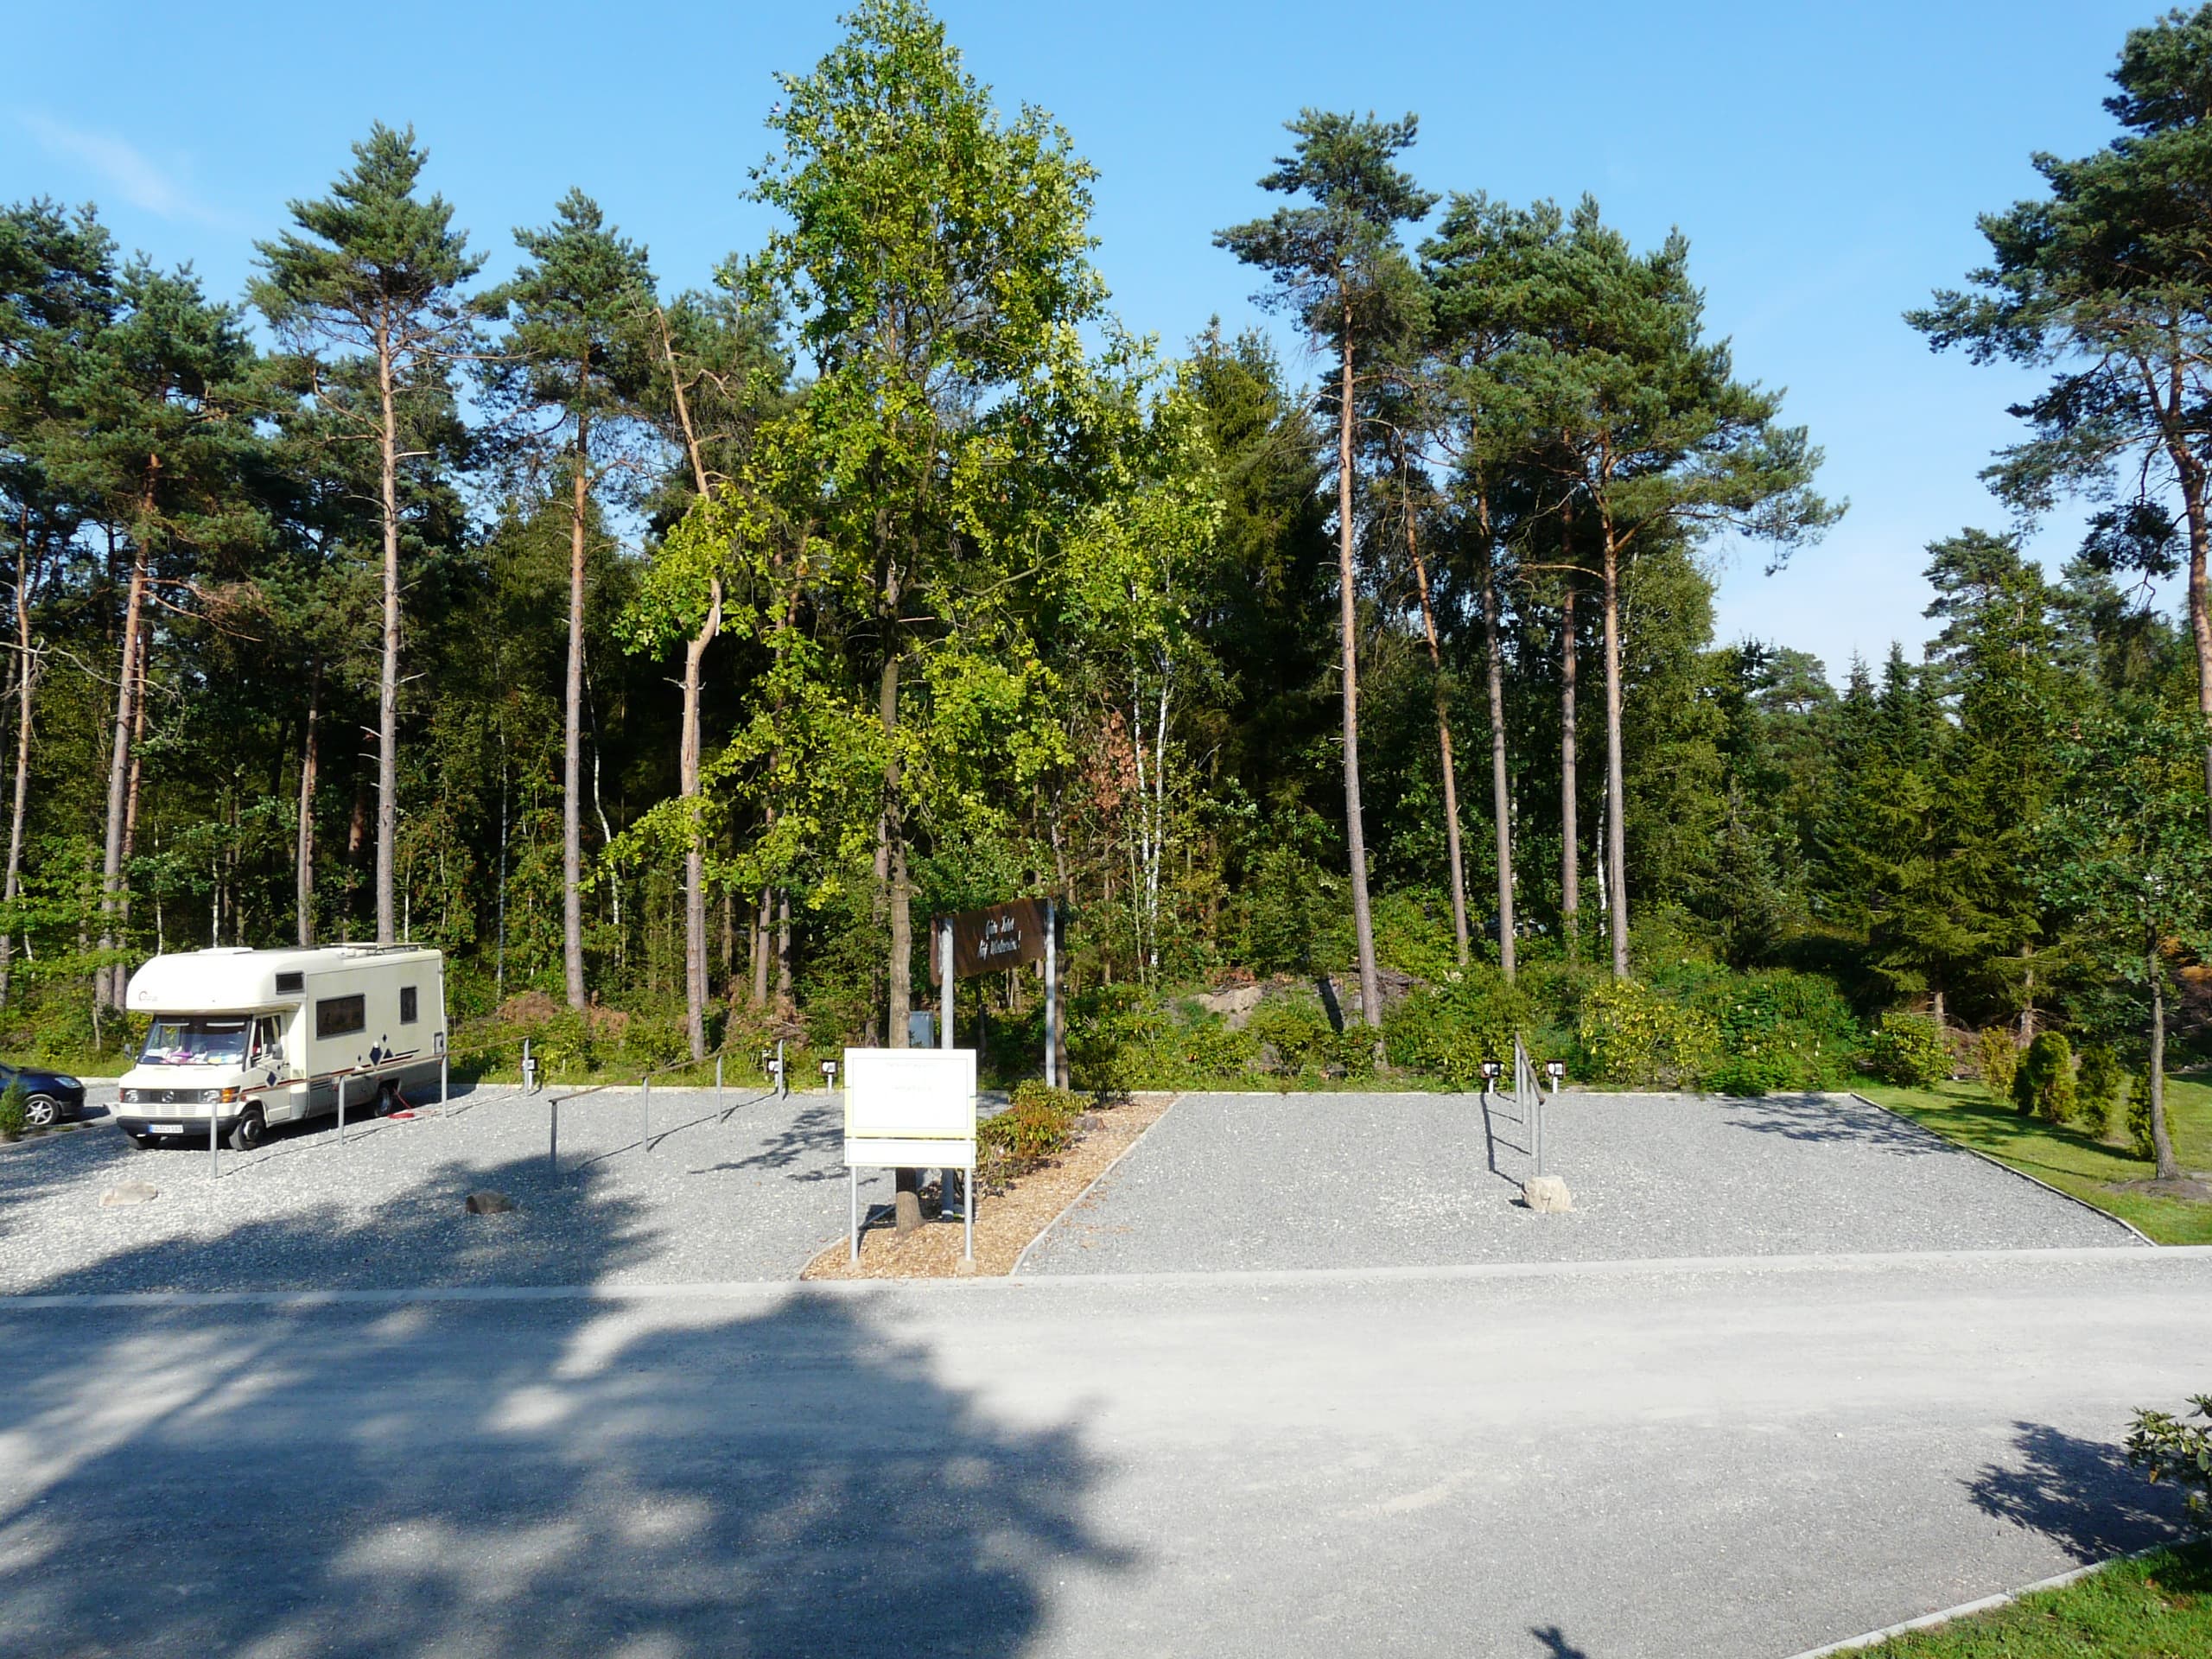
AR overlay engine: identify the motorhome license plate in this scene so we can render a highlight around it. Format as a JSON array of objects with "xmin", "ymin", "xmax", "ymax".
[{"xmin": 149, "ymin": 1124, "xmax": 184, "ymax": 1135}]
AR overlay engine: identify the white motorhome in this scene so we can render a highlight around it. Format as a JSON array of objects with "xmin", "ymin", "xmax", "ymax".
[{"xmin": 116, "ymin": 944, "xmax": 447, "ymax": 1149}]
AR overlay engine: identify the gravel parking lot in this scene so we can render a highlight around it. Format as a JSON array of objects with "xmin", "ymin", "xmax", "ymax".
[
  {"xmin": 1018, "ymin": 1090, "xmax": 2145, "ymax": 1274},
  {"xmin": 0, "ymin": 1084, "xmax": 876, "ymax": 1296}
]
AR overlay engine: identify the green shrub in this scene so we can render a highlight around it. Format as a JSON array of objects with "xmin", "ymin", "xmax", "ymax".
[
  {"xmin": 0, "ymin": 1078, "xmax": 25, "ymax": 1140},
  {"xmin": 1865, "ymin": 1013, "xmax": 1952, "ymax": 1088},
  {"xmin": 2128, "ymin": 1070, "xmax": 2157, "ymax": 1159},
  {"xmin": 1248, "ymin": 991, "xmax": 1372, "ymax": 1080},
  {"xmin": 1168, "ymin": 1019, "xmax": 1260, "ymax": 1080},
  {"xmin": 1067, "ymin": 983, "xmax": 1166, "ymax": 1097},
  {"xmin": 1976, "ymin": 1028, "xmax": 2020, "ymax": 1104},
  {"xmin": 2012, "ymin": 1030, "xmax": 2078, "ymax": 1122},
  {"xmin": 2126, "ymin": 1393, "xmax": 2212, "ymax": 1529},
  {"xmin": 1577, "ymin": 979, "xmax": 1719, "ymax": 1089},
  {"xmin": 2077, "ymin": 1043, "xmax": 2125, "ymax": 1125},
  {"xmin": 1382, "ymin": 966, "xmax": 1527, "ymax": 1089},
  {"xmin": 1009, "ymin": 1079, "xmax": 1084, "ymax": 1116},
  {"xmin": 531, "ymin": 1012, "xmax": 596, "ymax": 1081},
  {"xmin": 615, "ymin": 1014, "xmax": 690, "ymax": 1073},
  {"xmin": 976, "ymin": 1083, "xmax": 1086, "ymax": 1185},
  {"xmin": 1694, "ymin": 970, "xmax": 1860, "ymax": 1096}
]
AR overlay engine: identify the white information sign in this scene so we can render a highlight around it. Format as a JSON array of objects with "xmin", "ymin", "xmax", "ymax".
[
  {"xmin": 842, "ymin": 1046, "xmax": 978, "ymax": 1263},
  {"xmin": 843, "ymin": 1046, "xmax": 976, "ymax": 1141}
]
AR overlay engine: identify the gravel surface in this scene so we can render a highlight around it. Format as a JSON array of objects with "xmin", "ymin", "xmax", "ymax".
[
  {"xmin": 0, "ymin": 1084, "xmax": 887, "ymax": 1295},
  {"xmin": 1019, "ymin": 1090, "xmax": 2144, "ymax": 1274}
]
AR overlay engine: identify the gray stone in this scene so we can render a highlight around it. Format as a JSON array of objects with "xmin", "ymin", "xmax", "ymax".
[
  {"xmin": 99, "ymin": 1181, "xmax": 160, "ymax": 1208},
  {"xmin": 464, "ymin": 1190, "xmax": 516, "ymax": 1216},
  {"xmin": 1522, "ymin": 1175, "xmax": 1573, "ymax": 1213},
  {"xmin": 1194, "ymin": 982, "xmax": 1265, "ymax": 1026}
]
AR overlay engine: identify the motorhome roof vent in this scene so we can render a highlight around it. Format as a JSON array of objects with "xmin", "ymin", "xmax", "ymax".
[{"xmin": 274, "ymin": 971, "xmax": 304, "ymax": 995}]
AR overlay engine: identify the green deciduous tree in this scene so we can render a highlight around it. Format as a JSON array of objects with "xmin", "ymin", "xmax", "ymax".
[
  {"xmin": 741, "ymin": 0, "xmax": 1116, "ymax": 1046},
  {"xmin": 2039, "ymin": 695, "xmax": 2212, "ymax": 1180}
]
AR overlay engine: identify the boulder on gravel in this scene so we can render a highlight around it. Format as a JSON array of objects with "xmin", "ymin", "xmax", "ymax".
[
  {"xmin": 1522, "ymin": 1175, "xmax": 1573, "ymax": 1213},
  {"xmin": 464, "ymin": 1190, "xmax": 516, "ymax": 1215},
  {"xmin": 99, "ymin": 1180, "xmax": 159, "ymax": 1208}
]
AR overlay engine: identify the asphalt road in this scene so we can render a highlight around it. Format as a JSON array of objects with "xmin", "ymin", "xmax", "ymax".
[{"xmin": 3, "ymin": 1247, "xmax": 2203, "ymax": 1658}]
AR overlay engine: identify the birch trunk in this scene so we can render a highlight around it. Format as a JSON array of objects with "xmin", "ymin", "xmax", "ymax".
[
  {"xmin": 296, "ymin": 660, "xmax": 320, "ymax": 946},
  {"xmin": 1402, "ymin": 459, "xmax": 1470, "ymax": 965},
  {"xmin": 1479, "ymin": 537, "xmax": 1516, "ymax": 979},
  {"xmin": 563, "ymin": 423, "xmax": 590, "ymax": 1009},
  {"xmin": 1560, "ymin": 580, "xmax": 1580, "ymax": 964}
]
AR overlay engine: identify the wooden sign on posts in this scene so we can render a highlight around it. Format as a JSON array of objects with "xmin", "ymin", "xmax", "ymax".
[
  {"xmin": 929, "ymin": 897, "xmax": 1064, "ymax": 1090},
  {"xmin": 928, "ymin": 897, "xmax": 1052, "ymax": 982}
]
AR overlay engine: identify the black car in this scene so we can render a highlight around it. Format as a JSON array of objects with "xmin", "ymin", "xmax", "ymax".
[{"xmin": 1, "ymin": 1061, "xmax": 87, "ymax": 1128}]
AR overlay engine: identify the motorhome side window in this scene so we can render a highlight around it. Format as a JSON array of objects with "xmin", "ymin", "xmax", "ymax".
[
  {"xmin": 315, "ymin": 995, "xmax": 365, "ymax": 1040},
  {"xmin": 399, "ymin": 986, "xmax": 417, "ymax": 1024}
]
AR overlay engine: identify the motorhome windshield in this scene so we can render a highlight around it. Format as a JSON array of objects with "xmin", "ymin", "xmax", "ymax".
[{"xmin": 140, "ymin": 1016, "xmax": 250, "ymax": 1067}]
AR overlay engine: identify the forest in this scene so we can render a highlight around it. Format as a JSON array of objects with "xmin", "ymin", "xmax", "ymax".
[{"xmin": 3, "ymin": 0, "xmax": 2211, "ymax": 1180}]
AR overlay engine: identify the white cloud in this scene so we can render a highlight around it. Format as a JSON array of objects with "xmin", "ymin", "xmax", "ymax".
[{"xmin": 16, "ymin": 111, "xmax": 222, "ymax": 224}]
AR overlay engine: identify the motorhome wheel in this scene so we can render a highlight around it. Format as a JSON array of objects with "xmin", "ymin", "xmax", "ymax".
[{"xmin": 226, "ymin": 1106, "xmax": 265, "ymax": 1153}]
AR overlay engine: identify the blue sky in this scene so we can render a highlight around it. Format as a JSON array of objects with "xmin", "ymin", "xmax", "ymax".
[{"xmin": 2, "ymin": 0, "xmax": 2158, "ymax": 678}]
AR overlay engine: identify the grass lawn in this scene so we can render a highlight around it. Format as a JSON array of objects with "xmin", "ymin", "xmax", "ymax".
[
  {"xmin": 1863, "ymin": 1541, "xmax": 2210, "ymax": 1656},
  {"xmin": 1854, "ymin": 1076, "xmax": 2212, "ymax": 1246}
]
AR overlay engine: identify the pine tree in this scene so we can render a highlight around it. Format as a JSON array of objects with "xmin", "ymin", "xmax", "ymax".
[
  {"xmin": 1218, "ymin": 109, "xmax": 1436, "ymax": 1031},
  {"xmin": 252, "ymin": 124, "xmax": 484, "ymax": 944},
  {"xmin": 483, "ymin": 189, "xmax": 658, "ymax": 1014}
]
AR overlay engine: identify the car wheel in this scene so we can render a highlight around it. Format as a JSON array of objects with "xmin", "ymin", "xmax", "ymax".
[
  {"xmin": 22, "ymin": 1093, "xmax": 59, "ymax": 1129},
  {"xmin": 226, "ymin": 1106, "xmax": 266, "ymax": 1153}
]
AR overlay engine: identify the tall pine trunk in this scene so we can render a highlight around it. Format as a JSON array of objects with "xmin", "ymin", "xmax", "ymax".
[
  {"xmin": 2181, "ymin": 461, "xmax": 2212, "ymax": 827},
  {"xmin": 1600, "ymin": 515, "xmax": 1630, "ymax": 978},
  {"xmin": 117, "ymin": 628, "xmax": 149, "ymax": 967},
  {"xmin": 374, "ymin": 318, "xmax": 402, "ymax": 944},
  {"xmin": 1336, "ymin": 317, "xmax": 1381, "ymax": 1030},
  {"xmin": 0, "ymin": 526, "xmax": 36, "ymax": 1011},
  {"xmin": 296, "ymin": 659, "xmax": 320, "ymax": 946},
  {"xmin": 2148, "ymin": 943, "xmax": 2179, "ymax": 1181},
  {"xmin": 99, "ymin": 497, "xmax": 152, "ymax": 1010},
  {"xmin": 563, "ymin": 426, "xmax": 590, "ymax": 1009},
  {"xmin": 1560, "ymin": 578, "xmax": 1580, "ymax": 964},
  {"xmin": 1400, "ymin": 453, "xmax": 1469, "ymax": 965},
  {"xmin": 880, "ymin": 634, "xmax": 912, "ymax": 1048},
  {"xmin": 751, "ymin": 886, "xmax": 772, "ymax": 1008}
]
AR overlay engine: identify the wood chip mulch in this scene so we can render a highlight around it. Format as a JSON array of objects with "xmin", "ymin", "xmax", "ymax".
[{"xmin": 800, "ymin": 1092, "xmax": 1177, "ymax": 1280}]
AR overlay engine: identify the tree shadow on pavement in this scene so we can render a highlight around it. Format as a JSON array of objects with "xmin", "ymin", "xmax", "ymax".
[
  {"xmin": 1529, "ymin": 1624, "xmax": 1592, "ymax": 1657},
  {"xmin": 704, "ymin": 1096, "xmax": 845, "ymax": 1181},
  {"xmin": 1719, "ymin": 1093, "xmax": 1947, "ymax": 1155},
  {"xmin": 0, "ymin": 1156, "xmax": 1128, "ymax": 1657},
  {"xmin": 1966, "ymin": 1421, "xmax": 2191, "ymax": 1562}
]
